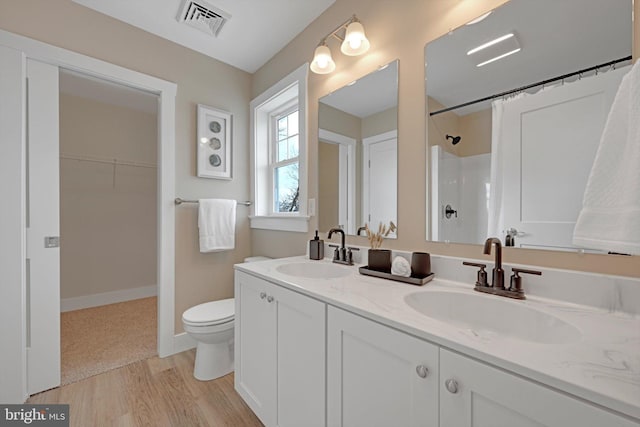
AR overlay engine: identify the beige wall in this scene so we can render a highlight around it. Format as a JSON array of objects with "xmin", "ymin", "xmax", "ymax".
[
  {"xmin": 60, "ymin": 94, "xmax": 157, "ymax": 299},
  {"xmin": 0, "ymin": 0, "xmax": 253, "ymax": 332},
  {"xmin": 458, "ymin": 109, "xmax": 492, "ymax": 157},
  {"xmin": 318, "ymin": 142, "xmax": 340, "ymax": 231},
  {"xmin": 361, "ymin": 106, "xmax": 397, "ymax": 138},
  {"xmin": 251, "ymin": 0, "xmax": 640, "ymax": 277}
]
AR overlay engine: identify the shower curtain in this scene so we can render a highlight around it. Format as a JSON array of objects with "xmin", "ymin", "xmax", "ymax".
[{"xmin": 486, "ymin": 94, "xmax": 526, "ymax": 239}]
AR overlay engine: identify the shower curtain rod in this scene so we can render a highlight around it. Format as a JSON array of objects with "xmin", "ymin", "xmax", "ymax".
[{"xmin": 429, "ymin": 56, "xmax": 632, "ymax": 117}]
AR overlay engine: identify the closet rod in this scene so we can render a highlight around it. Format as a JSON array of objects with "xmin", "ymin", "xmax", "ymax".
[
  {"xmin": 429, "ymin": 55, "xmax": 632, "ymax": 117},
  {"xmin": 174, "ymin": 198, "xmax": 252, "ymax": 206},
  {"xmin": 60, "ymin": 153, "xmax": 157, "ymax": 169}
]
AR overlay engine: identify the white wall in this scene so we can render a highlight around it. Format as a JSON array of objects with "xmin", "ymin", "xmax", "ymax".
[{"xmin": 435, "ymin": 150, "xmax": 490, "ymax": 245}]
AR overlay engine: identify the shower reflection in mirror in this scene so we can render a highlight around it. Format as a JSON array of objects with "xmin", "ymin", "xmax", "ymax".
[
  {"xmin": 426, "ymin": 0, "xmax": 632, "ymax": 252},
  {"xmin": 318, "ymin": 60, "xmax": 398, "ymax": 237}
]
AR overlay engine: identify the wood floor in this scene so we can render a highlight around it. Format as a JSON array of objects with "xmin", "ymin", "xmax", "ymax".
[{"xmin": 28, "ymin": 350, "xmax": 264, "ymax": 427}]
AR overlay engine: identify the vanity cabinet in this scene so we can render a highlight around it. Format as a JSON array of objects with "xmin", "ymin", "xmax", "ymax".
[
  {"xmin": 234, "ymin": 271, "xmax": 326, "ymax": 427},
  {"xmin": 327, "ymin": 306, "xmax": 439, "ymax": 427},
  {"xmin": 440, "ymin": 349, "xmax": 637, "ymax": 427}
]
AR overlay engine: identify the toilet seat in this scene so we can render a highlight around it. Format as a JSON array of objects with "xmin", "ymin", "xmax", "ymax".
[{"xmin": 182, "ymin": 298, "xmax": 234, "ymax": 326}]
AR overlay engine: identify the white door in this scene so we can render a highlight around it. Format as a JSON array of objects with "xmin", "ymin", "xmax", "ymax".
[
  {"xmin": 363, "ymin": 131, "xmax": 397, "ymax": 235},
  {"xmin": 327, "ymin": 306, "xmax": 438, "ymax": 427},
  {"xmin": 500, "ymin": 67, "xmax": 627, "ymax": 250},
  {"xmin": 440, "ymin": 349, "xmax": 636, "ymax": 427},
  {"xmin": 26, "ymin": 59, "xmax": 61, "ymax": 394}
]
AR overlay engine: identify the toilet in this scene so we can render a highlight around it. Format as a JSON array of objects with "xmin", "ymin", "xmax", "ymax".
[{"xmin": 182, "ymin": 256, "xmax": 270, "ymax": 381}]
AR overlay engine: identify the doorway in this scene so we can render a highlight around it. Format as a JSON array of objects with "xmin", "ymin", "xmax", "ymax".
[
  {"xmin": 57, "ymin": 70, "xmax": 159, "ymax": 384},
  {"xmin": 0, "ymin": 33, "xmax": 177, "ymax": 401}
]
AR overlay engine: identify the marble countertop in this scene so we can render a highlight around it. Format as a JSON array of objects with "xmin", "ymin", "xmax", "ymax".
[{"xmin": 235, "ymin": 256, "xmax": 640, "ymax": 420}]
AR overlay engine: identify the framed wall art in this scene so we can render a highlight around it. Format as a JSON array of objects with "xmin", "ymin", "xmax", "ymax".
[{"xmin": 197, "ymin": 104, "xmax": 232, "ymax": 179}]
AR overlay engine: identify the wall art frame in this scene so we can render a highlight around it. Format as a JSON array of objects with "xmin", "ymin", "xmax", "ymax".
[{"xmin": 197, "ymin": 104, "xmax": 232, "ymax": 179}]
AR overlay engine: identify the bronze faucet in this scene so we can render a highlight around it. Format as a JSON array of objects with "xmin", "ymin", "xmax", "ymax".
[
  {"xmin": 463, "ymin": 237, "xmax": 541, "ymax": 300},
  {"xmin": 483, "ymin": 237, "xmax": 504, "ymax": 289}
]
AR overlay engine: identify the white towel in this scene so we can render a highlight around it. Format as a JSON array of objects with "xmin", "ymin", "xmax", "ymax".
[
  {"xmin": 198, "ymin": 199, "xmax": 236, "ymax": 253},
  {"xmin": 391, "ymin": 256, "xmax": 411, "ymax": 277},
  {"xmin": 573, "ymin": 61, "xmax": 640, "ymax": 255}
]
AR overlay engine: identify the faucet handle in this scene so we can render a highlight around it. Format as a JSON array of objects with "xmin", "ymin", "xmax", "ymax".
[
  {"xmin": 463, "ymin": 261, "xmax": 488, "ymax": 287},
  {"xmin": 329, "ymin": 244, "xmax": 340, "ymax": 261},
  {"xmin": 509, "ymin": 268, "xmax": 542, "ymax": 293},
  {"xmin": 347, "ymin": 247, "xmax": 360, "ymax": 265}
]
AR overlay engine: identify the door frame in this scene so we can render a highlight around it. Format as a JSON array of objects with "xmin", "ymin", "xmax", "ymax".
[
  {"xmin": 318, "ymin": 129, "xmax": 356, "ymax": 234},
  {"xmin": 0, "ymin": 29, "xmax": 177, "ymax": 402}
]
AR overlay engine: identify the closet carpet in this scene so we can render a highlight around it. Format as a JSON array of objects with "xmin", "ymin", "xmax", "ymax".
[{"xmin": 61, "ymin": 296, "xmax": 157, "ymax": 385}]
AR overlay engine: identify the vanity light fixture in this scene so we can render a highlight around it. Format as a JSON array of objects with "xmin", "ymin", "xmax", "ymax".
[
  {"xmin": 310, "ymin": 42, "xmax": 336, "ymax": 74},
  {"xmin": 310, "ymin": 15, "xmax": 370, "ymax": 74},
  {"xmin": 467, "ymin": 32, "xmax": 521, "ymax": 68}
]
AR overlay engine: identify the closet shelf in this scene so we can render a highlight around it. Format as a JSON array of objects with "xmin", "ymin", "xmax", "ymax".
[{"xmin": 60, "ymin": 153, "xmax": 157, "ymax": 169}]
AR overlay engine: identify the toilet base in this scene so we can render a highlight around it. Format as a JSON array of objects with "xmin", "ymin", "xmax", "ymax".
[{"xmin": 193, "ymin": 341, "xmax": 234, "ymax": 381}]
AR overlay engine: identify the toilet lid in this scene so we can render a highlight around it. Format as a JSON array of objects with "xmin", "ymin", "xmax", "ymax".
[{"xmin": 182, "ymin": 298, "xmax": 234, "ymax": 325}]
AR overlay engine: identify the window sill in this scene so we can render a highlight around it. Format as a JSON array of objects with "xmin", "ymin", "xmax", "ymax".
[{"xmin": 249, "ymin": 215, "xmax": 310, "ymax": 233}]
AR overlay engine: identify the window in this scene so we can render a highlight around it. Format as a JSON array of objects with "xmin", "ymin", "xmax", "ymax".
[
  {"xmin": 250, "ymin": 63, "xmax": 309, "ymax": 232},
  {"xmin": 272, "ymin": 107, "xmax": 300, "ymax": 213}
]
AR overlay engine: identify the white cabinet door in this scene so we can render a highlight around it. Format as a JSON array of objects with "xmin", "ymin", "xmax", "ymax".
[
  {"xmin": 235, "ymin": 271, "xmax": 277, "ymax": 426},
  {"xmin": 235, "ymin": 271, "xmax": 326, "ymax": 427},
  {"xmin": 272, "ymin": 282, "xmax": 325, "ymax": 427},
  {"xmin": 440, "ymin": 349, "xmax": 637, "ymax": 427},
  {"xmin": 327, "ymin": 306, "xmax": 438, "ymax": 427}
]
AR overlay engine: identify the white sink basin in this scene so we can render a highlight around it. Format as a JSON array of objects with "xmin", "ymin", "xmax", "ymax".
[
  {"xmin": 276, "ymin": 262, "xmax": 351, "ymax": 279},
  {"xmin": 404, "ymin": 290, "xmax": 581, "ymax": 344}
]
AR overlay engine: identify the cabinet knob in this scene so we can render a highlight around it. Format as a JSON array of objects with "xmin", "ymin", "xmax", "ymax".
[
  {"xmin": 415, "ymin": 365, "xmax": 429, "ymax": 378},
  {"xmin": 259, "ymin": 292, "xmax": 267, "ymax": 300},
  {"xmin": 445, "ymin": 378, "xmax": 459, "ymax": 394},
  {"xmin": 267, "ymin": 295, "xmax": 274, "ymax": 303}
]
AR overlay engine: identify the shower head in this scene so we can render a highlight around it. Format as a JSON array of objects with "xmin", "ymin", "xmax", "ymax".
[{"xmin": 446, "ymin": 134, "xmax": 461, "ymax": 145}]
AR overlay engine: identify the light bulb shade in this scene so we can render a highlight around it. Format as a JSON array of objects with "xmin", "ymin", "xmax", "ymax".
[
  {"xmin": 310, "ymin": 44, "xmax": 336, "ymax": 74},
  {"xmin": 340, "ymin": 21, "xmax": 370, "ymax": 56}
]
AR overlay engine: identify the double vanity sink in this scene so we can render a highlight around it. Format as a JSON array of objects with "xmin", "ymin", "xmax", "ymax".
[
  {"xmin": 235, "ymin": 255, "xmax": 640, "ymax": 426},
  {"xmin": 277, "ymin": 260, "xmax": 581, "ymax": 345}
]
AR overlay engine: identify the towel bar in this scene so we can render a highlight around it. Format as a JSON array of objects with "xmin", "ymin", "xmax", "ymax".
[{"xmin": 175, "ymin": 198, "xmax": 252, "ymax": 206}]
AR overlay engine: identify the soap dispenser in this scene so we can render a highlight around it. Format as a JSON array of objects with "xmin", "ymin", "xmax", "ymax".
[{"xmin": 309, "ymin": 230, "xmax": 324, "ymax": 260}]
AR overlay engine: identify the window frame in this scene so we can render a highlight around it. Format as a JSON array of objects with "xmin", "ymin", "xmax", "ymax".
[
  {"xmin": 249, "ymin": 63, "xmax": 309, "ymax": 232},
  {"xmin": 269, "ymin": 103, "xmax": 300, "ymax": 215}
]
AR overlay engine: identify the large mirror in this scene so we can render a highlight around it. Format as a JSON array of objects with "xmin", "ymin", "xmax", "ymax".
[
  {"xmin": 426, "ymin": 0, "xmax": 632, "ymax": 251},
  {"xmin": 318, "ymin": 60, "xmax": 398, "ymax": 236}
]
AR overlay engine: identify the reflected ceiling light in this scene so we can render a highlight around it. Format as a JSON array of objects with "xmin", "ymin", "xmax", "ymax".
[
  {"xmin": 310, "ymin": 43, "xmax": 336, "ymax": 74},
  {"xmin": 476, "ymin": 48, "xmax": 521, "ymax": 67},
  {"xmin": 467, "ymin": 32, "xmax": 521, "ymax": 67},
  {"xmin": 465, "ymin": 11, "xmax": 492, "ymax": 26},
  {"xmin": 310, "ymin": 15, "xmax": 370, "ymax": 74},
  {"xmin": 467, "ymin": 33, "xmax": 514, "ymax": 55}
]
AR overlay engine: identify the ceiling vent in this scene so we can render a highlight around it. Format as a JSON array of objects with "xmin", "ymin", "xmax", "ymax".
[{"xmin": 177, "ymin": 0, "xmax": 231, "ymax": 37}]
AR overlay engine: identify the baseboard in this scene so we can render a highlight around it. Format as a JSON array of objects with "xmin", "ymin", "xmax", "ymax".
[
  {"xmin": 172, "ymin": 332, "xmax": 197, "ymax": 355},
  {"xmin": 61, "ymin": 285, "xmax": 157, "ymax": 312}
]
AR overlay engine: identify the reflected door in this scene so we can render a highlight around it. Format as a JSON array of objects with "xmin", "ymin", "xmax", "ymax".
[
  {"xmin": 499, "ymin": 67, "xmax": 627, "ymax": 251},
  {"xmin": 363, "ymin": 131, "xmax": 397, "ymax": 235}
]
